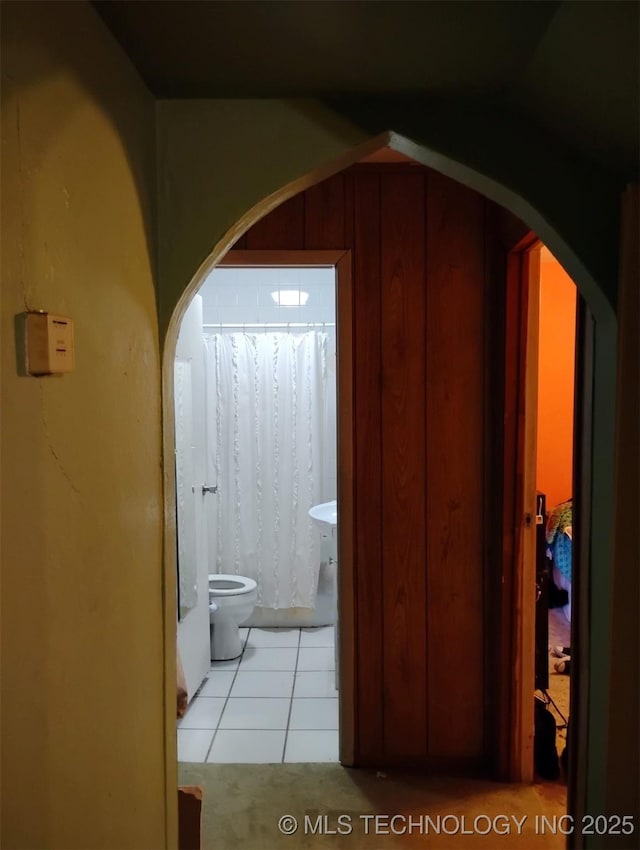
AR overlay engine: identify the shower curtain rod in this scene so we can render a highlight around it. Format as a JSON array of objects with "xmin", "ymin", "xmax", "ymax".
[{"xmin": 203, "ymin": 322, "xmax": 335, "ymax": 329}]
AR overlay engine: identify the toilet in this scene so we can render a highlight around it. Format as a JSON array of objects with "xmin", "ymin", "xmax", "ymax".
[{"xmin": 208, "ymin": 573, "xmax": 258, "ymax": 660}]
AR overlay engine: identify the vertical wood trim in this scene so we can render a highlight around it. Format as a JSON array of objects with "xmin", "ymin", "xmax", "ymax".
[
  {"xmin": 568, "ymin": 297, "xmax": 594, "ymax": 849},
  {"xmin": 500, "ymin": 229, "xmax": 543, "ymax": 781},
  {"xmin": 513, "ymin": 248, "xmax": 540, "ymax": 782},
  {"xmin": 500, "ymin": 249, "xmax": 523, "ymax": 778},
  {"xmin": 352, "ymin": 173, "xmax": 384, "ymax": 762},
  {"xmin": 425, "ymin": 173, "xmax": 486, "ymax": 758},
  {"xmin": 380, "ymin": 172, "xmax": 428, "ymax": 758},
  {"xmin": 423, "ymin": 169, "xmax": 430, "ymax": 758},
  {"xmin": 336, "ymin": 250, "xmax": 356, "ymax": 766},
  {"xmin": 501, "ymin": 233, "xmax": 541, "ymax": 782}
]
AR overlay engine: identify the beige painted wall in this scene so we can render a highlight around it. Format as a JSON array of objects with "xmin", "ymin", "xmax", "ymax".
[
  {"xmin": 156, "ymin": 99, "xmax": 374, "ymax": 338},
  {"xmin": 1, "ymin": 3, "xmax": 168, "ymax": 848}
]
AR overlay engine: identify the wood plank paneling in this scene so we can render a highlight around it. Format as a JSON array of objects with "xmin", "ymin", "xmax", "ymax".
[
  {"xmin": 304, "ymin": 174, "xmax": 345, "ymax": 249},
  {"xmin": 237, "ymin": 165, "xmax": 510, "ymax": 770},
  {"xmin": 426, "ymin": 172, "xmax": 486, "ymax": 758},
  {"xmin": 335, "ymin": 250, "xmax": 356, "ymax": 766},
  {"xmin": 352, "ymin": 173, "xmax": 384, "ymax": 762},
  {"xmin": 245, "ymin": 193, "xmax": 305, "ymax": 249},
  {"xmin": 380, "ymin": 172, "xmax": 428, "ymax": 759}
]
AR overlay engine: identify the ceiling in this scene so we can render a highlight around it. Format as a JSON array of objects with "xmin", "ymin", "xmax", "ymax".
[
  {"xmin": 94, "ymin": 1, "xmax": 562, "ymax": 98},
  {"xmin": 93, "ymin": 0, "xmax": 639, "ymax": 178}
]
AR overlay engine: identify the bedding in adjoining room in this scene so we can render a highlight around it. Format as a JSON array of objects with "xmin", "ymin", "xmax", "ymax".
[{"xmin": 546, "ymin": 499, "xmax": 572, "ymax": 622}]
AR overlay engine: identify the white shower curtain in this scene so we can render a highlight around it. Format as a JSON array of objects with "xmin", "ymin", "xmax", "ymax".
[{"xmin": 204, "ymin": 332, "xmax": 330, "ymax": 609}]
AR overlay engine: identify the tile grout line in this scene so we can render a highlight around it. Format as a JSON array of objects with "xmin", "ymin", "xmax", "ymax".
[
  {"xmin": 281, "ymin": 628, "xmax": 302, "ymax": 762},
  {"xmin": 202, "ymin": 627, "xmax": 250, "ymax": 762}
]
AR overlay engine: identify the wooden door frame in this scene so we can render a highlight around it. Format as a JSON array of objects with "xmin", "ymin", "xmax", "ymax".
[
  {"xmin": 501, "ymin": 232, "xmax": 590, "ymax": 794},
  {"xmin": 501, "ymin": 232, "xmax": 541, "ymax": 782},
  {"xmin": 217, "ymin": 249, "xmax": 356, "ymax": 765},
  {"xmin": 567, "ymin": 295, "xmax": 593, "ymax": 848}
]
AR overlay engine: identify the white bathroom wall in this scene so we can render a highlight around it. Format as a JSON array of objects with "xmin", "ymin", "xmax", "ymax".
[
  {"xmin": 198, "ymin": 267, "xmax": 337, "ymax": 499},
  {"xmin": 175, "ymin": 295, "xmax": 212, "ymax": 698}
]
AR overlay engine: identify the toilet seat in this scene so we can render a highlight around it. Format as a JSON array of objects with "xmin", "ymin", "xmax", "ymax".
[{"xmin": 208, "ymin": 573, "xmax": 257, "ymax": 597}]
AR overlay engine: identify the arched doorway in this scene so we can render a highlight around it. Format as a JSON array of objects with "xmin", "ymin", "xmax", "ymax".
[{"xmin": 162, "ymin": 131, "xmax": 617, "ymax": 843}]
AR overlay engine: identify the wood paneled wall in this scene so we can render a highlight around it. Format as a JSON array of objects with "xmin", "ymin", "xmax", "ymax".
[{"xmin": 237, "ymin": 165, "xmax": 506, "ymax": 770}]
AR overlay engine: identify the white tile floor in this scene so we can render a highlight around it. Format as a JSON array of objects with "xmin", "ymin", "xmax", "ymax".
[{"xmin": 178, "ymin": 626, "xmax": 339, "ymax": 764}]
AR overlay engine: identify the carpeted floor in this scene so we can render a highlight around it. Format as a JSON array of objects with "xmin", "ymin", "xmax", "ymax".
[{"xmin": 178, "ymin": 763, "xmax": 567, "ymax": 850}]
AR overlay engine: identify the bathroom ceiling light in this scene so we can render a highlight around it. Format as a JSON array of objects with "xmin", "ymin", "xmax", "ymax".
[{"xmin": 271, "ymin": 289, "xmax": 309, "ymax": 307}]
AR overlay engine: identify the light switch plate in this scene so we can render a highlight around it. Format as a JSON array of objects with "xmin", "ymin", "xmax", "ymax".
[{"xmin": 24, "ymin": 312, "xmax": 74, "ymax": 375}]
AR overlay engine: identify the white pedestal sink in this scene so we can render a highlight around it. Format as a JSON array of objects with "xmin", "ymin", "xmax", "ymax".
[
  {"xmin": 309, "ymin": 500, "xmax": 338, "ymax": 690},
  {"xmin": 308, "ymin": 500, "xmax": 338, "ymax": 533}
]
